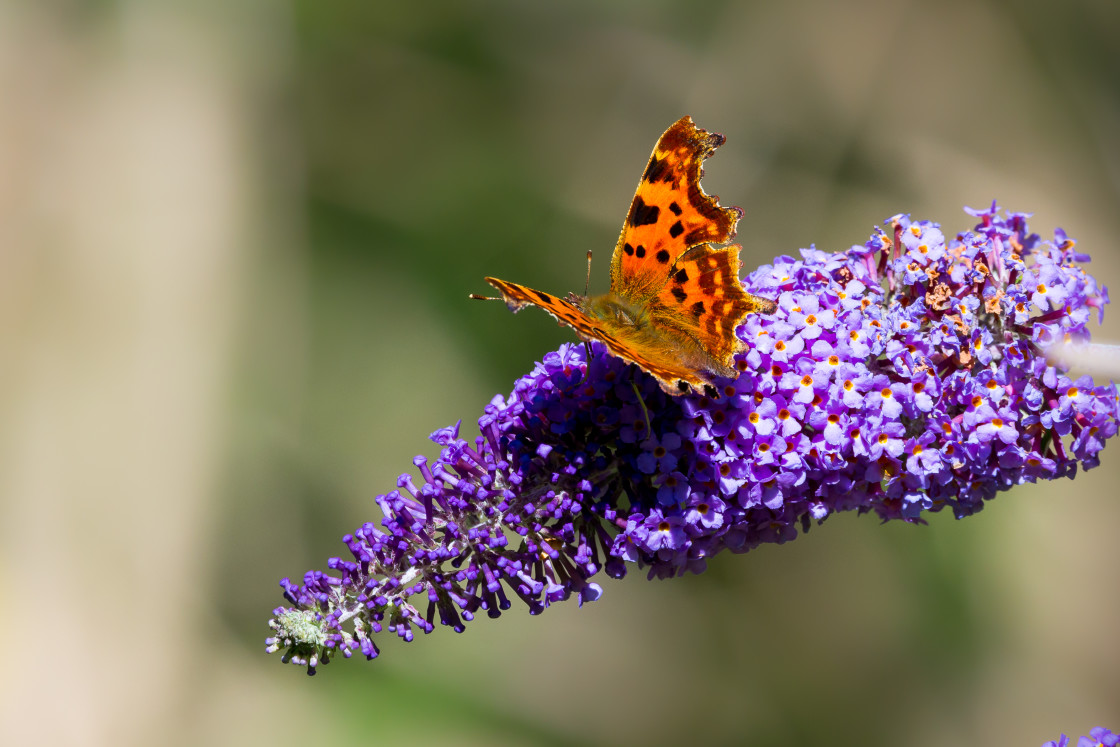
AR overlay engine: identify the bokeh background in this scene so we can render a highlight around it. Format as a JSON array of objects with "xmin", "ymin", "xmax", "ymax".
[{"xmin": 2, "ymin": 1, "xmax": 1118, "ymax": 745}]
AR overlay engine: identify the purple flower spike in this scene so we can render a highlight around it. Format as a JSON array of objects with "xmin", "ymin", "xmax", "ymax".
[{"xmin": 267, "ymin": 204, "xmax": 1117, "ymax": 674}]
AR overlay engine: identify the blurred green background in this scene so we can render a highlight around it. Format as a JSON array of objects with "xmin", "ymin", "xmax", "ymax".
[{"xmin": 1, "ymin": 1, "xmax": 1118, "ymax": 745}]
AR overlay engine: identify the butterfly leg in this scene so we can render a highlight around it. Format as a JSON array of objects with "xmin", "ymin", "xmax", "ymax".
[{"xmin": 630, "ymin": 380, "xmax": 652, "ymax": 438}]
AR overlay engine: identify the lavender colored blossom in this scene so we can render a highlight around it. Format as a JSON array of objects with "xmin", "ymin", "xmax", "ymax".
[
  {"xmin": 266, "ymin": 203, "xmax": 1117, "ymax": 674},
  {"xmin": 1043, "ymin": 727, "xmax": 1119, "ymax": 747}
]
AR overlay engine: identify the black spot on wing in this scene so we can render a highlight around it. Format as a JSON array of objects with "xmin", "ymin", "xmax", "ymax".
[
  {"xmin": 669, "ymin": 221, "xmax": 684, "ymax": 239},
  {"xmin": 669, "ymin": 202, "xmax": 682, "ymax": 216},
  {"xmin": 624, "ymin": 243, "xmax": 634, "ymax": 256},
  {"xmin": 671, "ymin": 286, "xmax": 687, "ymax": 303},
  {"xmin": 534, "ymin": 291, "xmax": 554, "ymax": 304},
  {"xmin": 673, "ymin": 268, "xmax": 688, "ymax": 284},
  {"xmin": 628, "ymin": 196, "xmax": 660, "ymax": 227},
  {"xmin": 691, "ymin": 301, "xmax": 706, "ymax": 317},
  {"xmin": 635, "ymin": 245, "xmax": 646, "ymax": 259},
  {"xmin": 643, "ymin": 156, "xmax": 670, "ymax": 183},
  {"xmin": 676, "ymin": 380, "xmax": 690, "ymax": 393},
  {"xmin": 655, "ymin": 249, "xmax": 670, "ymax": 264}
]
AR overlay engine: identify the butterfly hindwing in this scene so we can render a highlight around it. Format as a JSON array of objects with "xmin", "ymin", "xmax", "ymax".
[
  {"xmin": 654, "ymin": 243, "xmax": 779, "ymax": 370},
  {"xmin": 609, "ymin": 116, "xmax": 741, "ymax": 298}
]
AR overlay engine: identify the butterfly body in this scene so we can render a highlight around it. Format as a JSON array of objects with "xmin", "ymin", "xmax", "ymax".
[
  {"xmin": 476, "ymin": 117, "xmax": 776, "ymax": 396},
  {"xmin": 580, "ymin": 292, "xmax": 650, "ymax": 333}
]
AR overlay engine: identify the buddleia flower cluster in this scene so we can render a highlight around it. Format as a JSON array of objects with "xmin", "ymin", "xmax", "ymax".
[
  {"xmin": 267, "ymin": 203, "xmax": 1117, "ymax": 673},
  {"xmin": 1043, "ymin": 726, "xmax": 1119, "ymax": 747}
]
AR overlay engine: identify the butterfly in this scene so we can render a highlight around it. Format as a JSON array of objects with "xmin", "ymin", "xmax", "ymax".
[{"xmin": 472, "ymin": 116, "xmax": 776, "ymax": 396}]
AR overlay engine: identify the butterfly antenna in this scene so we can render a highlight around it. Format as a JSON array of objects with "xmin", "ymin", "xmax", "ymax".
[
  {"xmin": 584, "ymin": 250, "xmax": 593, "ymax": 298},
  {"xmin": 630, "ymin": 380, "xmax": 652, "ymax": 437},
  {"xmin": 581, "ymin": 250, "xmax": 595, "ymax": 363},
  {"xmin": 469, "ymin": 293, "xmax": 499, "ymax": 301}
]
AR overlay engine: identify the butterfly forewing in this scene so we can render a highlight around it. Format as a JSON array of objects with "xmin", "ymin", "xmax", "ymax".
[
  {"xmin": 609, "ymin": 116, "xmax": 741, "ymax": 299},
  {"xmin": 482, "ymin": 277, "xmax": 603, "ymax": 340}
]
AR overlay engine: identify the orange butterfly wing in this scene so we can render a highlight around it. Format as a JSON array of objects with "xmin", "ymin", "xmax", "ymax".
[
  {"xmin": 651, "ymin": 242, "xmax": 776, "ymax": 374},
  {"xmin": 480, "ymin": 277, "xmax": 603, "ymax": 341},
  {"xmin": 609, "ymin": 116, "xmax": 740, "ymax": 299}
]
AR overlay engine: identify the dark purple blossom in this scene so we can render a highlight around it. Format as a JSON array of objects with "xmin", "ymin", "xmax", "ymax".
[{"xmin": 266, "ymin": 204, "xmax": 1117, "ymax": 674}]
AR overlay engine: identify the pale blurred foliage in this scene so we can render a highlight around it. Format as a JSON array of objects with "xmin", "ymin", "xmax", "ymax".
[{"xmin": 0, "ymin": 1, "xmax": 1117, "ymax": 746}]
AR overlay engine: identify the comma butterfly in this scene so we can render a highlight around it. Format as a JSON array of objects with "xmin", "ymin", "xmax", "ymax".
[{"xmin": 472, "ymin": 116, "xmax": 776, "ymax": 396}]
